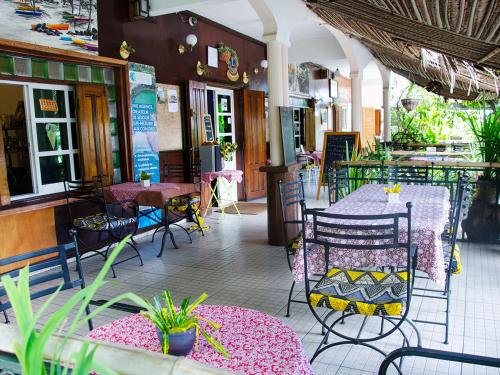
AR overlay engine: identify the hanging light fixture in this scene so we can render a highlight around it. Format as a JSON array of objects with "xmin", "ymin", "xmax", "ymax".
[{"xmin": 334, "ymin": 68, "xmax": 341, "ymax": 77}]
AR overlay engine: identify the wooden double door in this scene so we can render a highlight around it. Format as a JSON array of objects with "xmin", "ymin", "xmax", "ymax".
[{"xmin": 186, "ymin": 81, "xmax": 266, "ymax": 200}]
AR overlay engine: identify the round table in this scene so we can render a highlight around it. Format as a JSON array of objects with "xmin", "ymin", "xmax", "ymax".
[{"xmin": 88, "ymin": 305, "xmax": 313, "ymax": 375}]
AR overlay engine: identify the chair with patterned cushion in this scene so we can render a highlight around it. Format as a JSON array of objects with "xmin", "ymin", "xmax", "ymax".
[
  {"xmin": 413, "ymin": 176, "xmax": 469, "ymax": 343},
  {"xmin": 300, "ymin": 201, "xmax": 421, "ymax": 368},
  {"xmin": 64, "ymin": 178, "xmax": 143, "ymax": 278}
]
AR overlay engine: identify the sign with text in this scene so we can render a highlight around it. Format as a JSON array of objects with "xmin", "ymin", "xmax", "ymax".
[{"xmin": 129, "ymin": 62, "xmax": 160, "ymax": 183}]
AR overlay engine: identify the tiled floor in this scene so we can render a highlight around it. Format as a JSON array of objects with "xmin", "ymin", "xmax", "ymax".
[{"xmin": 9, "ymin": 181, "xmax": 500, "ymax": 374}]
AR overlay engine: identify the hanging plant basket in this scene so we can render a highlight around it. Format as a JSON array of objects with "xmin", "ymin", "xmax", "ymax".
[{"xmin": 401, "ymin": 98, "xmax": 420, "ymax": 111}]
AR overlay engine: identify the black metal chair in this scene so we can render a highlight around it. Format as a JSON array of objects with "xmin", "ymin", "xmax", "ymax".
[
  {"xmin": 387, "ymin": 166, "xmax": 430, "ymax": 185},
  {"xmin": 300, "ymin": 201, "xmax": 421, "ymax": 370},
  {"xmin": 152, "ymin": 163, "xmax": 204, "ymax": 257},
  {"xmin": 327, "ymin": 168, "xmax": 350, "ymax": 206},
  {"xmin": 0, "ymin": 233, "xmax": 93, "ymax": 331},
  {"xmin": 278, "ymin": 173, "xmax": 308, "ymax": 317},
  {"xmin": 64, "ymin": 178, "xmax": 142, "ymax": 278},
  {"xmin": 379, "ymin": 346, "xmax": 500, "ymax": 375},
  {"xmin": 412, "ymin": 176, "xmax": 470, "ymax": 344}
]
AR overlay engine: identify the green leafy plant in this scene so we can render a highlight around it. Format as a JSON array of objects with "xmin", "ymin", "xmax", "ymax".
[
  {"xmin": 219, "ymin": 139, "xmax": 238, "ymax": 162},
  {"xmin": 465, "ymin": 107, "xmax": 500, "ymax": 180},
  {"xmin": 140, "ymin": 171, "xmax": 151, "ymax": 181},
  {"xmin": 1, "ymin": 236, "xmax": 150, "ymax": 374},
  {"xmin": 217, "ymin": 42, "xmax": 237, "ymax": 62},
  {"xmin": 141, "ymin": 291, "xmax": 230, "ymax": 358},
  {"xmin": 362, "ymin": 140, "xmax": 392, "ymax": 161}
]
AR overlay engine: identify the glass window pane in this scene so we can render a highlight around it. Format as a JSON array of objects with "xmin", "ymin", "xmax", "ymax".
[
  {"xmin": 36, "ymin": 123, "xmax": 68, "ymax": 151},
  {"xmin": 217, "ymin": 95, "xmax": 231, "ymax": 114},
  {"xmin": 71, "ymin": 122, "xmax": 78, "ymax": 149},
  {"xmin": 39, "ymin": 155, "xmax": 70, "ymax": 185},
  {"xmin": 73, "ymin": 154, "xmax": 81, "ymax": 180},
  {"xmin": 68, "ymin": 91, "xmax": 75, "ymax": 118},
  {"xmin": 33, "ymin": 89, "xmax": 66, "ymax": 118},
  {"xmin": 223, "ymin": 135, "xmax": 233, "ymax": 144},
  {"xmin": 218, "ymin": 115, "xmax": 232, "ymax": 134}
]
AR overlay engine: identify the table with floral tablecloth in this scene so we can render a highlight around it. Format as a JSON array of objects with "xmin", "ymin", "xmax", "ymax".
[
  {"xmin": 201, "ymin": 170, "xmax": 244, "ymax": 216},
  {"xmin": 293, "ymin": 184, "xmax": 451, "ymax": 286},
  {"xmin": 88, "ymin": 305, "xmax": 313, "ymax": 375}
]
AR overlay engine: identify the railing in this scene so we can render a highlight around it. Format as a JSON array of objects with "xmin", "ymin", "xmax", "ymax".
[{"xmin": 378, "ymin": 347, "xmax": 500, "ymax": 375}]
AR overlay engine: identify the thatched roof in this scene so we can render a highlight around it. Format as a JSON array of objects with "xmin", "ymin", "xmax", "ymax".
[{"xmin": 306, "ymin": 0, "xmax": 500, "ymax": 100}]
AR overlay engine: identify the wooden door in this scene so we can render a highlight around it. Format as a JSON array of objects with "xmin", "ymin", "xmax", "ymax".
[
  {"xmin": 304, "ymin": 108, "xmax": 315, "ymax": 152},
  {"xmin": 186, "ymin": 80, "xmax": 207, "ymax": 178},
  {"xmin": 242, "ymin": 89, "xmax": 266, "ymax": 200},
  {"xmin": 76, "ymin": 84, "xmax": 113, "ymax": 184},
  {"xmin": 375, "ymin": 109, "xmax": 381, "ymax": 136}
]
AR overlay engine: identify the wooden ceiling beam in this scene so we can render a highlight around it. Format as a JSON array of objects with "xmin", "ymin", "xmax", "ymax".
[{"xmin": 308, "ymin": 0, "xmax": 500, "ymax": 69}]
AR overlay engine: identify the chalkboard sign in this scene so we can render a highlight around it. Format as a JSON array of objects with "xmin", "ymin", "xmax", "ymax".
[
  {"xmin": 316, "ymin": 131, "xmax": 360, "ymax": 199},
  {"xmin": 203, "ymin": 114, "xmax": 214, "ymax": 142},
  {"xmin": 279, "ymin": 107, "xmax": 296, "ymax": 166}
]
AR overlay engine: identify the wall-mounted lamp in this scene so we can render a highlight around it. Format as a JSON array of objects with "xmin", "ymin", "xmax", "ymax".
[
  {"xmin": 128, "ymin": 0, "xmax": 150, "ymax": 20},
  {"xmin": 178, "ymin": 34, "xmax": 198, "ymax": 55},
  {"xmin": 254, "ymin": 59, "xmax": 268, "ymax": 74},
  {"xmin": 334, "ymin": 67, "xmax": 341, "ymax": 77}
]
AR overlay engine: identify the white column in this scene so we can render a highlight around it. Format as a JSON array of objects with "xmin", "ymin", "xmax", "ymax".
[
  {"xmin": 350, "ymin": 71, "xmax": 363, "ymax": 134},
  {"xmin": 383, "ymin": 85, "xmax": 391, "ymax": 141},
  {"xmin": 266, "ymin": 38, "xmax": 287, "ymax": 166},
  {"xmin": 281, "ymin": 43, "xmax": 289, "ymax": 106}
]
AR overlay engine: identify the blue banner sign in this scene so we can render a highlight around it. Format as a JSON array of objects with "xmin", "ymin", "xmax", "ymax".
[{"xmin": 129, "ymin": 62, "xmax": 160, "ymax": 183}]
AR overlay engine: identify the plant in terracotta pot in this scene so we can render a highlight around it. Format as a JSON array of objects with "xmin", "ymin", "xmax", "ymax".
[
  {"xmin": 141, "ymin": 291, "xmax": 230, "ymax": 358},
  {"xmin": 140, "ymin": 171, "xmax": 151, "ymax": 187},
  {"xmin": 217, "ymin": 42, "xmax": 235, "ymax": 63}
]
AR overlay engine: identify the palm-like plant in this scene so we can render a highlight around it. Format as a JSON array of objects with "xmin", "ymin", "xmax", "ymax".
[
  {"xmin": 466, "ymin": 108, "xmax": 500, "ymax": 180},
  {"xmin": 141, "ymin": 291, "xmax": 230, "ymax": 358},
  {"xmin": 1, "ymin": 236, "xmax": 150, "ymax": 374}
]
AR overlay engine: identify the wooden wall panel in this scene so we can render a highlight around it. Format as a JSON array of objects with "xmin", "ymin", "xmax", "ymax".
[
  {"xmin": 362, "ymin": 107, "xmax": 376, "ymax": 148},
  {"xmin": 0, "ymin": 207, "xmax": 57, "ymax": 272}
]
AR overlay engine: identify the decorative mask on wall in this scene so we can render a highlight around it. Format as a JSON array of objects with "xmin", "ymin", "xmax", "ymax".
[{"xmin": 226, "ymin": 54, "xmax": 239, "ymax": 81}]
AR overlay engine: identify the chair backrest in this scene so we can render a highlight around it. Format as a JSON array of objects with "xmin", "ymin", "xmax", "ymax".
[
  {"xmin": 64, "ymin": 178, "xmax": 106, "ymax": 222},
  {"xmin": 0, "ymin": 239, "xmax": 85, "ymax": 316},
  {"xmin": 388, "ymin": 166, "xmax": 430, "ymax": 185},
  {"xmin": 327, "ymin": 168, "xmax": 349, "ymax": 205},
  {"xmin": 278, "ymin": 174, "xmax": 305, "ymax": 246},
  {"xmin": 301, "ymin": 201, "xmax": 416, "ymax": 316},
  {"xmin": 164, "ymin": 163, "xmax": 201, "ymax": 183}
]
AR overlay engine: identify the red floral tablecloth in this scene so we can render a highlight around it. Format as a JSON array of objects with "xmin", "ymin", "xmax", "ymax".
[
  {"xmin": 293, "ymin": 184, "xmax": 450, "ymax": 286},
  {"xmin": 88, "ymin": 305, "xmax": 313, "ymax": 375},
  {"xmin": 201, "ymin": 170, "xmax": 244, "ymax": 184}
]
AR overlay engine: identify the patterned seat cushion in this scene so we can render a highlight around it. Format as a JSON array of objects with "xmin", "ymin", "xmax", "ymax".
[
  {"xmin": 73, "ymin": 213, "xmax": 136, "ymax": 231},
  {"xmin": 444, "ymin": 244, "xmax": 462, "ymax": 275},
  {"xmin": 310, "ymin": 268, "xmax": 409, "ymax": 316}
]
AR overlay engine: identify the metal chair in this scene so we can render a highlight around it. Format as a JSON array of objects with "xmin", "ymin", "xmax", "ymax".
[
  {"xmin": 327, "ymin": 167, "xmax": 350, "ymax": 206},
  {"xmin": 152, "ymin": 163, "xmax": 204, "ymax": 257},
  {"xmin": 300, "ymin": 201, "xmax": 421, "ymax": 370},
  {"xmin": 387, "ymin": 166, "xmax": 430, "ymax": 185},
  {"xmin": 412, "ymin": 177, "xmax": 469, "ymax": 344},
  {"xmin": 64, "ymin": 178, "xmax": 142, "ymax": 278},
  {"xmin": 278, "ymin": 173, "xmax": 307, "ymax": 317},
  {"xmin": 0, "ymin": 233, "xmax": 93, "ymax": 331}
]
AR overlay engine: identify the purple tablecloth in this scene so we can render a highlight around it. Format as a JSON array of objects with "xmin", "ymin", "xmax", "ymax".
[
  {"xmin": 201, "ymin": 170, "xmax": 243, "ymax": 184},
  {"xmin": 293, "ymin": 184, "xmax": 450, "ymax": 286}
]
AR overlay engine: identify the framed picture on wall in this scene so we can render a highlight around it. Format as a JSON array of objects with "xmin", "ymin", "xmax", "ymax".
[
  {"xmin": 207, "ymin": 46, "xmax": 218, "ymax": 68},
  {"xmin": 329, "ymin": 79, "xmax": 338, "ymax": 98}
]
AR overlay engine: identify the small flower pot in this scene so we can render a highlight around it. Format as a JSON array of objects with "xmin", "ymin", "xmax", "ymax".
[
  {"xmin": 387, "ymin": 193, "xmax": 400, "ymax": 203},
  {"xmin": 140, "ymin": 179, "xmax": 151, "ymax": 188},
  {"xmin": 156, "ymin": 328, "xmax": 196, "ymax": 356}
]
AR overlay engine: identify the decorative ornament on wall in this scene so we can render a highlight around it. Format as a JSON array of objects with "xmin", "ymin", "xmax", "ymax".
[
  {"xmin": 242, "ymin": 72, "xmax": 249, "ymax": 85},
  {"xmin": 119, "ymin": 41, "xmax": 135, "ymax": 60},
  {"xmin": 226, "ymin": 54, "xmax": 239, "ymax": 82},
  {"xmin": 196, "ymin": 61, "xmax": 209, "ymax": 77}
]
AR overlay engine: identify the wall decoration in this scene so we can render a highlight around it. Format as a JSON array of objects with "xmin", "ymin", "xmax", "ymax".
[
  {"xmin": 288, "ymin": 63, "xmax": 310, "ymax": 95},
  {"xmin": 0, "ymin": 0, "xmax": 99, "ymax": 54},
  {"xmin": 226, "ymin": 54, "xmax": 239, "ymax": 82},
  {"xmin": 196, "ymin": 61, "xmax": 209, "ymax": 76},
  {"xmin": 207, "ymin": 46, "xmax": 218, "ymax": 68},
  {"xmin": 242, "ymin": 72, "xmax": 249, "ymax": 85},
  {"xmin": 156, "ymin": 86, "xmax": 165, "ymax": 104},
  {"xmin": 119, "ymin": 41, "xmax": 135, "ymax": 59},
  {"xmin": 203, "ymin": 114, "xmax": 215, "ymax": 143},
  {"xmin": 129, "ymin": 62, "xmax": 160, "ymax": 183},
  {"xmin": 167, "ymin": 89, "xmax": 178, "ymax": 112}
]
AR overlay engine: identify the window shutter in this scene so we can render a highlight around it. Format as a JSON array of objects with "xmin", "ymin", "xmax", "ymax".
[
  {"xmin": 0, "ymin": 131, "xmax": 10, "ymax": 205},
  {"xmin": 75, "ymin": 84, "xmax": 114, "ymax": 185},
  {"xmin": 305, "ymin": 108, "xmax": 316, "ymax": 152}
]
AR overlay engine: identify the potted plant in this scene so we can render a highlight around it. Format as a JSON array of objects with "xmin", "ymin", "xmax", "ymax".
[
  {"xmin": 141, "ymin": 291, "xmax": 230, "ymax": 358},
  {"xmin": 140, "ymin": 171, "xmax": 151, "ymax": 187},
  {"xmin": 400, "ymin": 82, "xmax": 420, "ymax": 112},
  {"xmin": 461, "ymin": 107, "xmax": 500, "ymax": 242},
  {"xmin": 217, "ymin": 42, "xmax": 236, "ymax": 63},
  {"xmin": 1, "ymin": 236, "xmax": 150, "ymax": 374},
  {"xmin": 384, "ymin": 184, "xmax": 401, "ymax": 203}
]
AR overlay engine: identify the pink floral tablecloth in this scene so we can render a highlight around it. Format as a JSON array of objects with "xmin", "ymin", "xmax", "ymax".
[
  {"xmin": 201, "ymin": 170, "xmax": 244, "ymax": 184},
  {"xmin": 293, "ymin": 184, "xmax": 450, "ymax": 286},
  {"xmin": 88, "ymin": 305, "xmax": 313, "ymax": 375}
]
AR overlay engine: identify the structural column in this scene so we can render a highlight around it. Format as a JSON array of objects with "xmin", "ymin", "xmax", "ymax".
[
  {"xmin": 350, "ymin": 71, "xmax": 362, "ymax": 134},
  {"xmin": 383, "ymin": 85, "xmax": 391, "ymax": 141}
]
